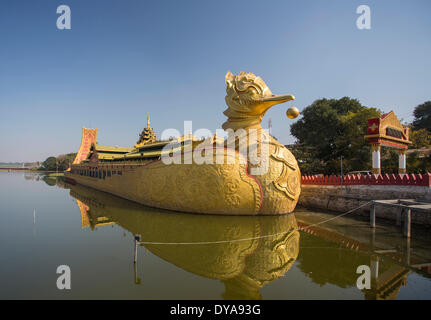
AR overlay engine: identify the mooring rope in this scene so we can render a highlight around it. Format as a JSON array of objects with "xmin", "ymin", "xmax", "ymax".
[{"xmin": 137, "ymin": 201, "xmax": 372, "ymax": 245}]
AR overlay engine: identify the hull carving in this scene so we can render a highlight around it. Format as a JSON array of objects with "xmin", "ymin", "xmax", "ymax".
[{"xmin": 135, "ymin": 148, "xmax": 263, "ymax": 215}]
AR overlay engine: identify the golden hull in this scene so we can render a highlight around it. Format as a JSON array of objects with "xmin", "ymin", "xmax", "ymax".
[{"xmin": 66, "ymin": 146, "xmax": 300, "ymax": 215}]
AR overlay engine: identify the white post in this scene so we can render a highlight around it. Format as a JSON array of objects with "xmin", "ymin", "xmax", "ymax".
[
  {"xmin": 134, "ymin": 235, "xmax": 140, "ymax": 264},
  {"xmin": 371, "ymin": 144, "xmax": 381, "ymax": 174},
  {"xmin": 370, "ymin": 203, "xmax": 376, "ymax": 228},
  {"xmin": 371, "ymin": 256, "xmax": 379, "ymax": 281},
  {"xmin": 403, "ymin": 209, "xmax": 411, "ymax": 238},
  {"xmin": 398, "ymin": 149, "xmax": 406, "ymax": 174}
]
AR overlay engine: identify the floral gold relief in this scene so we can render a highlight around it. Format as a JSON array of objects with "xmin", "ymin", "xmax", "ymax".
[{"xmin": 136, "ymin": 149, "xmax": 262, "ymax": 215}]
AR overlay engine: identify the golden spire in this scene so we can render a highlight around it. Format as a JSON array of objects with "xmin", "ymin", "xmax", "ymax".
[{"xmin": 135, "ymin": 113, "xmax": 157, "ymax": 147}]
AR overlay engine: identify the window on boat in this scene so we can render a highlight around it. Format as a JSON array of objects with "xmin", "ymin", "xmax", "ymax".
[
  {"xmin": 118, "ymin": 171, "xmax": 122, "ymax": 175},
  {"xmin": 103, "ymin": 171, "xmax": 106, "ymax": 179},
  {"xmin": 107, "ymin": 171, "xmax": 111, "ymax": 177},
  {"xmin": 112, "ymin": 171, "xmax": 116, "ymax": 175},
  {"xmin": 99, "ymin": 170, "xmax": 102, "ymax": 179}
]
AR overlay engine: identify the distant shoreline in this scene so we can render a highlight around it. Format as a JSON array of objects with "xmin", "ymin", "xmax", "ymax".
[
  {"xmin": 0, "ymin": 168, "xmax": 64, "ymax": 174},
  {"xmin": 0, "ymin": 168, "xmax": 34, "ymax": 171}
]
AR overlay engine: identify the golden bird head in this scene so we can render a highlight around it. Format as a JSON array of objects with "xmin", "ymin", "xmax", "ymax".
[{"xmin": 222, "ymin": 71, "xmax": 295, "ymax": 130}]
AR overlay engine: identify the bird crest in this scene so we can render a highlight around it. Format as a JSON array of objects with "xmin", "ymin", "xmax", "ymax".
[{"xmin": 223, "ymin": 71, "xmax": 295, "ymax": 130}]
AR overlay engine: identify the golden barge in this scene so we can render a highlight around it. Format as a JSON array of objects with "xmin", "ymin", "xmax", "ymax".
[{"xmin": 65, "ymin": 72, "xmax": 301, "ymax": 215}]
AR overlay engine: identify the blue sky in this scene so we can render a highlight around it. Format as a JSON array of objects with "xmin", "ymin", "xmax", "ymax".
[{"xmin": 0, "ymin": 0, "xmax": 430, "ymax": 162}]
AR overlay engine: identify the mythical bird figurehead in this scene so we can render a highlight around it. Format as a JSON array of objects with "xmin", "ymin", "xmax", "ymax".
[{"xmin": 222, "ymin": 71, "xmax": 295, "ymax": 130}]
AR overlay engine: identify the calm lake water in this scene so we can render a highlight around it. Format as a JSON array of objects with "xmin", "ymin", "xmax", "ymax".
[{"xmin": 1, "ymin": 171, "xmax": 431, "ymax": 300}]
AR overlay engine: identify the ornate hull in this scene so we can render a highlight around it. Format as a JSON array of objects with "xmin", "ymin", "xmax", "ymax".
[
  {"xmin": 66, "ymin": 146, "xmax": 301, "ymax": 215},
  {"xmin": 249, "ymin": 138, "xmax": 301, "ymax": 214}
]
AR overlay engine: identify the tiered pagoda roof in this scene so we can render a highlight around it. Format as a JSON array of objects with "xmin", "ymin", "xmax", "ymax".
[{"xmin": 135, "ymin": 115, "xmax": 157, "ymax": 148}]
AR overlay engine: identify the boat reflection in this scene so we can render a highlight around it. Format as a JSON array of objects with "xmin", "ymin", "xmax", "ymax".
[
  {"xmin": 66, "ymin": 183, "xmax": 431, "ymax": 300},
  {"xmin": 68, "ymin": 183, "xmax": 300, "ymax": 299}
]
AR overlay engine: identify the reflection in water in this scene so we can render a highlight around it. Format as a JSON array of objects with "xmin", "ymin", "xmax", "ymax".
[
  {"xmin": 296, "ymin": 229, "xmax": 410, "ymax": 300},
  {"xmin": 4, "ymin": 171, "xmax": 428, "ymax": 299},
  {"xmin": 5, "ymin": 170, "xmax": 429, "ymax": 299},
  {"xmin": 64, "ymin": 182, "xmax": 431, "ymax": 300},
  {"xmin": 42, "ymin": 176, "xmax": 66, "ymax": 189},
  {"xmin": 26, "ymin": 172, "xmax": 67, "ymax": 189},
  {"xmin": 68, "ymin": 183, "xmax": 300, "ymax": 300}
]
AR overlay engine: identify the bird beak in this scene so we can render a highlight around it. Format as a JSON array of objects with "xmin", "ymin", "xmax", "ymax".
[
  {"xmin": 262, "ymin": 94, "xmax": 295, "ymax": 105},
  {"xmin": 252, "ymin": 94, "xmax": 295, "ymax": 116}
]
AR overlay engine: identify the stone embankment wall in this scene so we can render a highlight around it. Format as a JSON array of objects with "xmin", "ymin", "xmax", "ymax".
[{"xmin": 298, "ymin": 174, "xmax": 431, "ymax": 226}]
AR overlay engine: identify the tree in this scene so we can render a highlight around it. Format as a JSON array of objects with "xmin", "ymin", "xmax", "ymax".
[
  {"xmin": 412, "ymin": 101, "xmax": 431, "ymax": 133},
  {"xmin": 410, "ymin": 128, "xmax": 431, "ymax": 149},
  {"xmin": 42, "ymin": 157, "xmax": 57, "ymax": 171},
  {"xmin": 41, "ymin": 153, "xmax": 77, "ymax": 171},
  {"xmin": 56, "ymin": 153, "xmax": 76, "ymax": 171},
  {"xmin": 290, "ymin": 97, "xmax": 381, "ymax": 174}
]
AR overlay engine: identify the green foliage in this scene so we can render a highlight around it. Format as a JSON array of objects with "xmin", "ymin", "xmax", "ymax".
[
  {"xmin": 290, "ymin": 97, "xmax": 381, "ymax": 174},
  {"xmin": 289, "ymin": 144, "xmax": 323, "ymax": 175},
  {"xmin": 406, "ymin": 122, "xmax": 431, "ymax": 173},
  {"xmin": 410, "ymin": 128, "xmax": 431, "ymax": 149},
  {"xmin": 412, "ymin": 101, "xmax": 431, "ymax": 133},
  {"xmin": 41, "ymin": 153, "xmax": 76, "ymax": 171},
  {"xmin": 380, "ymin": 149, "xmax": 399, "ymax": 173},
  {"xmin": 407, "ymin": 152, "xmax": 431, "ymax": 173},
  {"xmin": 56, "ymin": 153, "xmax": 76, "ymax": 171},
  {"xmin": 41, "ymin": 157, "xmax": 57, "ymax": 171}
]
